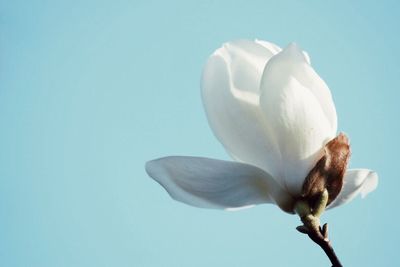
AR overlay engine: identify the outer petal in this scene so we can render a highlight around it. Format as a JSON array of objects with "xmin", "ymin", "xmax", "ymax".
[
  {"xmin": 255, "ymin": 39, "xmax": 282, "ymax": 55},
  {"xmin": 327, "ymin": 169, "xmax": 378, "ymax": 209},
  {"xmin": 201, "ymin": 40, "xmax": 283, "ymax": 181},
  {"xmin": 259, "ymin": 43, "xmax": 336, "ymax": 196},
  {"xmin": 256, "ymin": 39, "xmax": 311, "ymax": 65},
  {"xmin": 290, "ymin": 52, "xmax": 337, "ymax": 133},
  {"xmin": 146, "ymin": 156, "xmax": 294, "ymax": 212}
]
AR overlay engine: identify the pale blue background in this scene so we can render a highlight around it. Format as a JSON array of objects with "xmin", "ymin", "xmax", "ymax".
[{"xmin": 0, "ymin": 1, "xmax": 398, "ymax": 266}]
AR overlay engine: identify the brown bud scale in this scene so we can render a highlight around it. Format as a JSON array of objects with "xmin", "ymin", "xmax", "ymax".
[{"xmin": 301, "ymin": 133, "xmax": 351, "ymax": 206}]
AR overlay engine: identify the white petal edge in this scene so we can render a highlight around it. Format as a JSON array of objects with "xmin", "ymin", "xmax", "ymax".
[
  {"xmin": 264, "ymin": 43, "xmax": 337, "ymax": 133},
  {"xmin": 288, "ymin": 44, "xmax": 337, "ymax": 133},
  {"xmin": 146, "ymin": 156, "xmax": 294, "ymax": 212},
  {"xmin": 259, "ymin": 43, "xmax": 334, "ymax": 195},
  {"xmin": 256, "ymin": 39, "xmax": 311, "ymax": 64},
  {"xmin": 327, "ymin": 169, "xmax": 378, "ymax": 209},
  {"xmin": 220, "ymin": 40, "xmax": 279, "ymax": 96},
  {"xmin": 201, "ymin": 40, "xmax": 284, "ymax": 181}
]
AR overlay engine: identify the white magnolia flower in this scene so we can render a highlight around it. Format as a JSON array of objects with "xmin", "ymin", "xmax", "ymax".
[{"xmin": 146, "ymin": 39, "xmax": 378, "ymax": 214}]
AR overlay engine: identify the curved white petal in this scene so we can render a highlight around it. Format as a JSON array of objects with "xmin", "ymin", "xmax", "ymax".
[
  {"xmin": 257, "ymin": 39, "xmax": 311, "ymax": 65},
  {"xmin": 222, "ymin": 40, "xmax": 278, "ymax": 95},
  {"xmin": 291, "ymin": 51, "xmax": 337, "ymax": 133},
  {"xmin": 255, "ymin": 39, "xmax": 282, "ymax": 55},
  {"xmin": 259, "ymin": 43, "xmax": 336, "ymax": 196},
  {"xmin": 146, "ymin": 156, "xmax": 294, "ymax": 212},
  {"xmin": 327, "ymin": 169, "xmax": 378, "ymax": 209},
  {"xmin": 201, "ymin": 40, "xmax": 283, "ymax": 180}
]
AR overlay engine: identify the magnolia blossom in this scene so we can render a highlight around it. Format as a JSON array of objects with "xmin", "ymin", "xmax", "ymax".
[{"xmin": 146, "ymin": 40, "xmax": 378, "ymax": 213}]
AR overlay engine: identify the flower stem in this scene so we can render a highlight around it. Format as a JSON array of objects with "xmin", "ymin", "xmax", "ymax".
[
  {"xmin": 294, "ymin": 191, "xmax": 343, "ymax": 267},
  {"xmin": 300, "ymin": 219, "xmax": 343, "ymax": 267}
]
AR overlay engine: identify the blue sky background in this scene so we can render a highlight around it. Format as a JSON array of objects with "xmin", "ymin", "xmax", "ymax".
[{"xmin": 1, "ymin": 1, "xmax": 399, "ymax": 266}]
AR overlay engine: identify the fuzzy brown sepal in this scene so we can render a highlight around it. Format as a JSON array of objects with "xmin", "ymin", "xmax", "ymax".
[{"xmin": 301, "ymin": 133, "xmax": 351, "ymax": 206}]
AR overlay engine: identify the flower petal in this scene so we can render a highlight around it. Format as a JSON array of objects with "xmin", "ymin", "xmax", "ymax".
[
  {"xmin": 223, "ymin": 40, "xmax": 278, "ymax": 95},
  {"xmin": 327, "ymin": 169, "xmax": 378, "ymax": 209},
  {"xmin": 292, "ymin": 54, "xmax": 337, "ymax": 134},
  {"xmin": 255, "ymin": 39, "xmax": 282, "ymax": 55},
  {"xmin": 201, "ymin": 40, "xmax": 283, "ymax": 180},
  {"xmin": 256, "ymin": 39, "xmax": 311, "ymax": 65},
  {"xmin": 259, "ymin": 43, "xmax": 336, "ymax": 196},
  {"xmin": 146, "ymin": 156, "xmax": 294, "ymax": 212}
]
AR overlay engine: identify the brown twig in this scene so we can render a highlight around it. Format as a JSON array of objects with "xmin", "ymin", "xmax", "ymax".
[
  {"xmin": 295, "ymin": 193, "xmax": 343, "ymax": 267},
  {"xmin": 300, "ymin": 223, "xmax": 342, "ymax": 267}
]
